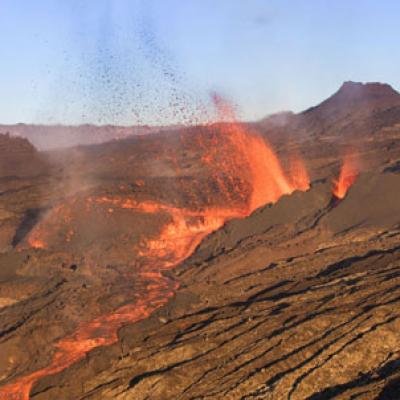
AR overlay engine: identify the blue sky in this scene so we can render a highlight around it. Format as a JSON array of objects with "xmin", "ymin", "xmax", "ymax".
[{"xmin": 1, "ymin": 0, "xmax": 399, "ymax": 125}]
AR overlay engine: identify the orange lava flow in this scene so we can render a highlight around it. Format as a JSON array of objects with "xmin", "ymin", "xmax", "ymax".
[
  {"xmin": 332, "ymin": 153, "xmax": 360, "ymax": 199},
  {"xmin": 0, "ymin": 207, "xmax": 221, "ymax": 400},
  {"xmin": 0, "ymin": 95, "xmax": 310, "ymax": 399},
  {"xmin": 0, "ymin": 272, "xmax": 176, "ymax": 400}
]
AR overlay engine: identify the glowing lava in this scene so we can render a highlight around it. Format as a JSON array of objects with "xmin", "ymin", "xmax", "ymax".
[
  {"xmin": 205, "ymin": 94, "xmax": 309, "ymax": 212},
  {"xmin": 0, "ymin": 95, "xmax": 310, "ymax": 399},
  {"xmin": 332, "ymin": 152, "xmax": 360, "ymax": 199}
]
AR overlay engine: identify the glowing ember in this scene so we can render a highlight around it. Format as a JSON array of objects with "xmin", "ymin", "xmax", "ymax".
[
  {"xmin": 28, "ymin": 239, "xmax": 46, "ymax": 250},
  {"xmin": 332, "ymin": 152, "xmax": 360, "ymax": 199}
]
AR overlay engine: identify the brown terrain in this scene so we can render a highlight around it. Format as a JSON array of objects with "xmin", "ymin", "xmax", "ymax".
[
  {"xmin": 0, "ymin": 81, "xmax": 400, "ymax": 399},
  {"xmin": 0, "ymin": 124, "xmax": 181, "ymax": 150}
]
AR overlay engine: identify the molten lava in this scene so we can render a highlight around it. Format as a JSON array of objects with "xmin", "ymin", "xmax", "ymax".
[
  {"xmin": 0, "ymin": 95, "xmax": 310, "ymax": 400},
  {"xmin": 207, "ymin": 94, "xmax": 309, "ymax": 212},
  {"xmin": 332, "ymin": 153, "xmax": 359, "ymax": 199}
]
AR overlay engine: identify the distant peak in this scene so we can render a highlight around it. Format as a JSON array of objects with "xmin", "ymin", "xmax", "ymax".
[
  {"xmin": 335, "ymin": 81, "xmax": 400, "ymax": 100},
  {"xmin": 300, "ymin": 81, "xmax": 400, "ymax": 119},
  {"xmin": 340, "ymin": 81, "xmax": 363, "ymax": 89}
]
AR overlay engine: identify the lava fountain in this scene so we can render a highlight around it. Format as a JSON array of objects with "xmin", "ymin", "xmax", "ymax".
[
  {"xmin": 207, "ymin": 93, "xmax": 309, "ymax": 212},
  {"xmin": 332, "ymin": 152, "xmax": 360, "ymax": 199}
]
